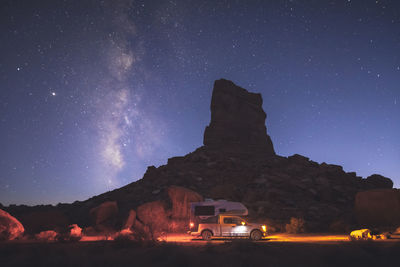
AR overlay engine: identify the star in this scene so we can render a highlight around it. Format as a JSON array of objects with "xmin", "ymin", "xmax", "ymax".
[{"xmin": 51, "ymin": 92, "xmax": 56, "ymax": 96}]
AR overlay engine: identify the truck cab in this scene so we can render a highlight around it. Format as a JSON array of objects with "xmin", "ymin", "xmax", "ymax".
[{"xmin": 189, "ymin": 214, "xmax": 267, "ymax": 241}]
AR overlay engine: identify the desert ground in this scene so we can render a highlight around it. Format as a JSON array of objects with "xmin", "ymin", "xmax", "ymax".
[{"xmin": 1, "ymin": 234, "xmax": 400, "ymax": 267}]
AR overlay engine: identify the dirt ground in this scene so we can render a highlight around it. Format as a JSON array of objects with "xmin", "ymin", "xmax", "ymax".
[{"xmin": 1, "ymin": 238, "xmax": 400, "ymax": 267}]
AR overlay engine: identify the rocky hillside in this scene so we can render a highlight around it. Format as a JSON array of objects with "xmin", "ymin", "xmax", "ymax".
[{"xmin": 3, "ymin": 79, "xmax": 394, "ymax": 235}]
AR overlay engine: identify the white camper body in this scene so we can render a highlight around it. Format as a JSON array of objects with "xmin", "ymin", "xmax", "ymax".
[{"xmin": 190, "ymin": 199, "xmax": 248, "ymax": 218}]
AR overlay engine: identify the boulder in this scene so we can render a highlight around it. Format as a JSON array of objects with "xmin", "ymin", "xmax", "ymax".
[
  {"xmin": 132, "ymin": 219, "xmax": 150, "ymax": 240},
  {"xmin": 363, "ymin": 174, "xmax": 393, "ymax": 189},
  {"xmin": 136, "ymin": 201, "xmax": 168, "ymax": 233},
  {"xmin": 355, "ymin": 189, "xmax": 400, "ymax": 227},
  {"xmin": 203, "ymin": 79, "xmax": 275, "ymax": 155},
  {"xmin": 68, "ymin": 224, "xmax": 82, "ymax": 239},
  {"xmin": 167, "ymin": 186, "xmax": 203, "ymax": 219},
  {"xmin": 123, "ymin": 209, "xmax": 136, "ymax": 229},
  {"xmin": 0, "ymin": 209, "xmax": 24, "ymax": 240},
  {"xmin": 89, "ymin": 201, "xmax": 118, "ymax": 226},
  {"xmin": 35, "ymin": 230, "xmax": 58, "ymax": 242}
]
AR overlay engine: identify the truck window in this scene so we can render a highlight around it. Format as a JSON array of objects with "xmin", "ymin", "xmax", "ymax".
[
  {"xmin": 232, "ymin": 218, "xmax": 242, "ymax": 225},
  {"xmin": 224, "ymin": 217, "xmax": 244, "ymax": 225},
  {"xmin": 194, "ymin": 206, "xmax": 215, "ymax": 216},
  {"xmin": 223, "ymin": 218, "xmax": 234, "ymax": 224},
  {"xmin": 201, "ymin": 216, "xmax": 218, "ymax": 223}
]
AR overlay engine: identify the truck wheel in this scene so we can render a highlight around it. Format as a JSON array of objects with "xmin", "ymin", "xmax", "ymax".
[
  {"xmin": 201, "ymin": 230, "xmax": 212, "ymax": 241},
  {"xmin": 250, "ymin": 230, "xmax": 262, "ymax": 241}
]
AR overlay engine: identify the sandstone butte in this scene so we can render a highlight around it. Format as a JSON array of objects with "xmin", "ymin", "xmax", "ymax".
[{"xmin": 2, "ymin": 79, "xmax": 398, "ymax": 239}]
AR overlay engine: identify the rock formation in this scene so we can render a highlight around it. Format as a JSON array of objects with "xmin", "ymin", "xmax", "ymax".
[
  {"xmin": 2, "ymin": 79, "xmax": 395, "ymax": 234},
  {"xmin": 168, "ymin": 186, "xmax": 203, "ymax": 219},
  {"xmin": 204, "ymin": 79, "xmax": 275, "ymax": 155}
]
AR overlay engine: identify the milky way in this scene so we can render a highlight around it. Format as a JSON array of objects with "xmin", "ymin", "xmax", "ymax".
[{"xmin": 0, "ymin": 0, "xmax": 399, "ymax": 205}]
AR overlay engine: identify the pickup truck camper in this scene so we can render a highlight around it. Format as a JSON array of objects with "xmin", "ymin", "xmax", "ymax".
[{"xmin": 188, "ymin": 200, "xmax": 267, "ymax": 240}]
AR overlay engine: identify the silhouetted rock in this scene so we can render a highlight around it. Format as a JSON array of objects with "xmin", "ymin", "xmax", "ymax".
[
  {"xmin": 363, "ymin": 174, "xmax": 393, "ymax": 189},
  {"xmin": 2, "ymin": 79, "xmax": 395, "ymax": 234},
  {"xmin": 0, "ymin": 209, "xmax": 24, "ymax": 240},
  {"xmin": 89, "ymin": 201, "xmax": 118, "ymax": 230},
  {"xmin": 203, "ymin": 79, "xmax": 275, "ymax": 155},
  {"xmin": 355, "ymin": 189, "xmax": 400, "ymax": 227},
  {"xmin": 167, "ymin": 186, "xmax": 203, "ymax": 219}
]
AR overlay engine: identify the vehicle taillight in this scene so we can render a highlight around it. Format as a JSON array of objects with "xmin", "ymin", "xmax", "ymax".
[{"xmin": 190, "ymin": 222, "xmax": 194, "ymax": 228}]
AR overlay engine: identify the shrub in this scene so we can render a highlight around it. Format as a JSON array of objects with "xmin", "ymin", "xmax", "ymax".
[
  {"xmin": 329, "ymin": 220, "xmax": 350, "ymax": 233},
  {"xmin": 285, "ymin": 217, "xmax": 306, "ymax": 234}
]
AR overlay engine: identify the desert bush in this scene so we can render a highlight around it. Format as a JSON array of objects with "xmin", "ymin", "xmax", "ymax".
[
  {"xmin": 285, "ymin": 217, "xmax": 306, "ymax": 234},
  {"xmin": 329, "ymin": 220, "xmax": 350, "ymax": 233},
  {"xmin": 265, "ymin": 224, "xmax": 277, "ymax": 233}
]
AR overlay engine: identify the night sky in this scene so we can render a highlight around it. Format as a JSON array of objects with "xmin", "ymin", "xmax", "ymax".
[{"xmin": 1, "ymin": 0, "xmax": 399, "ymax": 205}]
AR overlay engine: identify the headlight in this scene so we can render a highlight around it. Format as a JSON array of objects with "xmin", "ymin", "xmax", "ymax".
[{"xmin": 261, "ymin": 225, "xmax": 267, "ymax": 232}]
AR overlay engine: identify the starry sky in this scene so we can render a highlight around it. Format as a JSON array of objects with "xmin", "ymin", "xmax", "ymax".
[{"xmin": 1, "ymin": 0, "xmax": 399, "ymax": 205}]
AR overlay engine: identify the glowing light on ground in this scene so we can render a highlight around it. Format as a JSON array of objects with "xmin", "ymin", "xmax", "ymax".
[{"xmin": 162, "ymin": 233, "xmax": 350, "ymax": 244}]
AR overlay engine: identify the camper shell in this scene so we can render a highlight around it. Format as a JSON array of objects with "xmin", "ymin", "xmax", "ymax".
[{"xmin": 189, "ymin": 199, "xmax": 248, "ymax": 232}]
